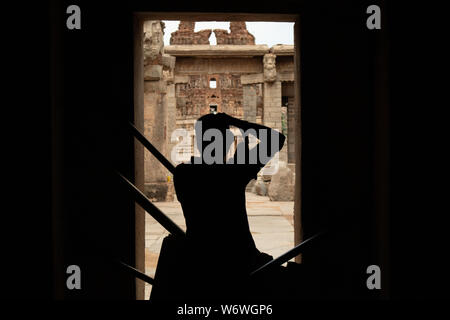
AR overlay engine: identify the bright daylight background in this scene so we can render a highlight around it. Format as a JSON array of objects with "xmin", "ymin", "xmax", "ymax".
[{"xmin": 162, "ymin": 21, "xmax": 294, "ymax": 46}]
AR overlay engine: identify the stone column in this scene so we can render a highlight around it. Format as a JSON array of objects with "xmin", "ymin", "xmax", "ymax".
[
  {"xmin": 263, "ymin": 53, "xmax": 293, "ymax": 201},
  {"xmin": 263, "ymin": 52, "xmax": 287, "ymax": 166},
  {"xmin": 263, "ymin": 80, "xmax": 289, "ymax": 162},
  {"xmin": 163, "ymin": 54, "xmax": 176, "ymax": 201},
  {"xmin": 263, "ymin": 80, "xmax": 282, "ymax": 131},
  {"xmin": 243, "ymin": 85, "xmax": 257, "ymax": 123},
  {"xmin": 143, "ymin": 20, "xmax": 173, "ymax": 201},
  {"xmin": 242, "ymin": 84, "xmax": 258, "ymax": 191}
]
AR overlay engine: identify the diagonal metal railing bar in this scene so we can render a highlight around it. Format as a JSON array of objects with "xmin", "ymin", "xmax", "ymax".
[
  {"xmin": 115, "ymin": 260, "xmax": 155, "ymax": 285},
  {"xmin": 117, "ymin": 171, "xmax": 186, "ymax": 238},
  {"xmin": 250, "ymin": 231, "xmax": 326, "ymax": 276},
  {"xmin": 129, "ymin": 122, "xmax": 176, "ymax": 175}
]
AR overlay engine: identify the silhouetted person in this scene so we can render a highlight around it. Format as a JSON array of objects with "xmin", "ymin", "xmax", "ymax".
[{"xmin": 173, "ymin": 112, "xmax": 286, "ymax": 300}]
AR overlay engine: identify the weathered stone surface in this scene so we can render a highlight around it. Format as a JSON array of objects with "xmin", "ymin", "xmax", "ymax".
[
  {"xmin": 173, "ymin": 57, "xmax": 264, "ymax": 75},
  {"xmin": 271, "ymin": 44, "xmax": 294, "ymax": 56},
  {"xmin": 246, "ymin": 179, "xmax": 256, "ymax": 192},
  {"xmin": 175, "ymin": 73, "xmax": 251, "ymax": 121},
  {"xmin": 145, "ymin": 182, "xmax": 174, "ymax": 202},
  {"xmin": 143, "ymin": 20, "xmax": 175, "ymax": 200},
  {"xmin": 214, "ymin": 22, "xmax": 255, "ymax": 45},
  {"xmin": 144, "ymin": 65, "xmax": 163, "ymax": 81},
  {"xmin": 170, "ymin": 21, "xmax": 211, "ymax": 45},
  {"xmin": 166, "ymin": 83, "xmax": 177, "ymax": 148},
  {"xmin": 162, "ymin": 54, "xmax": 176, "ymax": 69},
  {"xmin": 263, "ymin": 81, "xmax": 282, "ymax": 131},
  {"xmin": 243, "ymin": 85, "xmax": 257, "ymax": 122},
  {"xmin": 277, "ymin": 72, "xmax": 295, "ymax": 82},
  {"xmin": 267, "ymin": 166, "xmax": 295, "ymax": 201},
  {"xmin": 164, "ymin": 45, "xmax": 269, "ymax": 57},
  {"xmin": 254, "ymin": 180, "xmax": 268, "ymax": 196},
  {"xmin": 174, "ymin": 75, "xmax": 189, "ymax": 83},
  {"xmin": 263, "ymin": 53, "xmax": 277, "ymax": 82},
  {"xmin": 143, "ymin": 20, "xmax": 164, "ymax": 65},
  {"xmin": 144, "ymin": 79, "xmax": 166, "ymax": 93},
  {"xmin": 241, "ymin": 73, "xmax": 264, "ymax": 85},
  {"xmin": 163, "ymin": 69, "xmax": 174, "ymax": 84}
]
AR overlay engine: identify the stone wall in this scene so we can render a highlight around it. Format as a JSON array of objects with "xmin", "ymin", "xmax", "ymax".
[
  {"xmin": 213, "ymin": 22, "xmax": 255, "ymax": 45},
  {"xmin": 175, "ymin": 73, "xmax": 263, "ymax": 125},
  {"xmin": 170, "ymin": 21, "xmax": 211, "ymax": 45}
]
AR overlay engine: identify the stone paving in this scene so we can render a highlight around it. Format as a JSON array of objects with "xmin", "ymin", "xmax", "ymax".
[{"xmin": 144, "ymin": 192, "xmax": 294, "ymax": 299}]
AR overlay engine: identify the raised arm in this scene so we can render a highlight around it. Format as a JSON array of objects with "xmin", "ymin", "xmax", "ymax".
[{"xmin": 218, "ymin": 113, "xmax": 286, "ymax": 164}]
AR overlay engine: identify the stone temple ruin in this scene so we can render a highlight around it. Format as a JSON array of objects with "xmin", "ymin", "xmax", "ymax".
[{"xmin": 143, "ymin": 20, "xmax": 296, "ymax": 202}]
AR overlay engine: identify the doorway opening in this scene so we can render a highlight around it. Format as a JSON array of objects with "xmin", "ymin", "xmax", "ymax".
[{"xmin": 134, "ymin": 13, "xmax": 300, "ymax": 300}]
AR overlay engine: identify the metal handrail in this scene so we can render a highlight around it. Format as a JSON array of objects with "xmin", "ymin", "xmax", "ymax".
[
  {"xmin": 116, "ymin": 260, "xmax": 155, "ymax": 285},
  {"xmin": 129, "ymin": 122, "xmax": 176, "ymax": 175},
  {"xmin": 250, "ymin": 231, "xmax": 326, "ymax": 276},
  {"xmin": 117, "ymin": 172, "xmax": 186, "ymax": 238}
]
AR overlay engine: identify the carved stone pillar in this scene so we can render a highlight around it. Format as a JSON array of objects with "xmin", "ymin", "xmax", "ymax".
[
  {"xmin": 263, "ymin": 52, "xmax": 287, "ymax": 166},
  {"xmin": 163, "ymin": 54, "xmax": 176, "ymax": 201},
  {"xmin": 143, "ymin": 20, "xmax": 174, "ymax": 201},
  {"xmin": 263, "ymin": 80, "xmax": 282, "ymax": 131},
  {"xmin": 262, "ymin": 52, "xmax": 292, "ymax": 200}
]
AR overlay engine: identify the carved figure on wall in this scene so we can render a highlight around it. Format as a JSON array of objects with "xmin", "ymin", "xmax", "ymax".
[
  {"xmin": 143, "ymin": 20, "xmax": 164, "ymax": 64},
  {"xmin": 263, "ymin": 53, "xmax": 277, "ymax": 82}
]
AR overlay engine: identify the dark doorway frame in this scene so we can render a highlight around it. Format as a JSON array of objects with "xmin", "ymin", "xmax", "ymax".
[{"xmin": 50, "ymin": 1, "xmax": 389, "ymax": 300}]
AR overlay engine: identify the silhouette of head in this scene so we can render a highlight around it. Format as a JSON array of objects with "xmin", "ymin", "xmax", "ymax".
[{"xmin": 194, "ymin": 113, "xmax": 235, "ymax": 163}]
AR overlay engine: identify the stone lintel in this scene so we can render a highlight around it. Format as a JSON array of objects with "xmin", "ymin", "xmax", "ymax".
[
  {"xmin": 164, "ymin": 45, "xmax": 270, "ymax": 57},
  {"xmin": 277, "ymin": 72, "xmax": 295, "ymax": 82},
  {"xmin": 241, "ymin": 72, "xmax": 294, "ymax": 84},
  {"xmin": 241, "ymin": 73, "xmax": 264, "ymax": 84},
  {"xmin": 271, "ymin": 44, "xmax": 295, "ymax": 56}
]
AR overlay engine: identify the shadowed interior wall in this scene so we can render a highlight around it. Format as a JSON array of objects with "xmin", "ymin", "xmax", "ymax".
[
  {"xmin": 51, "ymin": 0, "xmax": 137, "ymax": 299},
  {"xmin": 134, "ymin": 15, "xmax": 146, "ymax": 300},
  {"xmin": 49, "ymin": 0, "xmax": 389, "ymax": 300}
]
